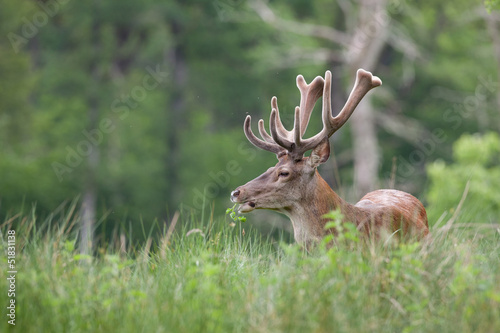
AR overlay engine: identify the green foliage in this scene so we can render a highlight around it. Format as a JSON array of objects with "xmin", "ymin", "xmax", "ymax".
[
  {"xmin": 225, "ymin": 203, "xmax": 246, "ymax": 223},
  {"xmin": 2, "ymin": 208, "xmax": 500, "ymax": 332},
  {"xmin": 321, "ymin": 209, "xmax": 360, "ymax": 249},
  {"xmin": 485, "ymin": 0, "xmax": 500, "ymax": 12},
  {"xmin": 376, "ymin": 0, "xmax": 498, "ymax": 191},
  {"xmin": 426, "ymin": 132, "xmax": 500, "ymax": 224}
]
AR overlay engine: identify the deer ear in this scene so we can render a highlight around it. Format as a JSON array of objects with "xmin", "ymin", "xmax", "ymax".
[{"xmin": 308, "ymin": 139, "xmax": 330, "ymax": 168}]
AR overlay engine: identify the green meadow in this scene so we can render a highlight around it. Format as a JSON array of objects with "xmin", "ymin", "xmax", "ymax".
[{"xmin": 1, "ymin": 204, "xmax": 499, "ymax": 332}]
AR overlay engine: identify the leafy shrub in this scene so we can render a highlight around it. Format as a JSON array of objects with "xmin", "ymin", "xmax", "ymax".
[{"xmin": 426, "ymin": 132, "xmax": 500, "ymax": 224}]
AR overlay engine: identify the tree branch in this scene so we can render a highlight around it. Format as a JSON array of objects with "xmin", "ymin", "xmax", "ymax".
[
  {"xmin": 250, "ymin": 0, "xmax": 351, "ymax": 47},
  {"xmin": 375, "ymin": 110, "xmax": 430, "ymax": 145}
]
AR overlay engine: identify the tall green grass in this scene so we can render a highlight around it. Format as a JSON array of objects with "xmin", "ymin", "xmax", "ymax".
[{"xmin": 1, "ymin": 203, "xmax": 499, "ymax": 332}]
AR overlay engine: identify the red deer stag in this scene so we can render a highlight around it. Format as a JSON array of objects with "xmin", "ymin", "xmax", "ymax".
[{"xmin": 231, "ymin": 69, "xmax": 429, "ymax": 246}]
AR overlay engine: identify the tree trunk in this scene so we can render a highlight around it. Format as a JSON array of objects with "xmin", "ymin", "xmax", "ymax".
[
  {"xmin": 349, "ymin": 96, "xmax": 379, "ymax": 196},
  {"xmin": 347, "ymin": 0, "xmax": 388, "ymax": 197},
  {"xmin": 80, "ymin": 182, "xmax": 96, "ymax": 255},
  {"xmin": 80, "ymin": 4, "xmax": 101, "ymax": 255},
  {"xmin": 80, "ymin": 102, "xmax": 99, "ymax": 255},
  {"xmin": 165, "ymin": 21, "xmax": 188, "ymax": 212}
]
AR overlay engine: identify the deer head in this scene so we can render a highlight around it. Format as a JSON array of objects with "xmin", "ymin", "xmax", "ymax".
[{"xmin": 231, "ymin": 69, "xmax": 382, "ymax": 216}]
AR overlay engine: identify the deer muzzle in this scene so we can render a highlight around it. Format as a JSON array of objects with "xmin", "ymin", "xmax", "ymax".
[{"xmin": 230, "ymin": 189, "xmax": 256, "ymax": 213}]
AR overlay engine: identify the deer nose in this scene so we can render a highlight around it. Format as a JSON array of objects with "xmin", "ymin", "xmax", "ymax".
[{"xmin": 231, "ymin": 189, "xmax": 240, "ymax": 202}]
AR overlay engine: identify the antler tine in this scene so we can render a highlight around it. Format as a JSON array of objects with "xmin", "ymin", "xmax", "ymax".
[
  {"xmin": 329, "ymin": 69, "xmax": 382, "ymax": 133},
  {"xmin": 296, "ymin": 75, "xmax": 325, "ymax": 137},
  {"xmin": 258, "ymin": 119, "xmax": 273, "ymax": 143},
  {"xmin": 243, "ymin": 96, "xmax": 297, "ymax": 158},
  {"xmin": 271, "ymin": 96, "xmax": 292, "ymax": 140},
  {"xmin": 244, "ymin": 115, "xmax": 284, "ymax": 155},
  {"xmin": 293, "ymin": 106, "xmax": 301, "ymax": 146},
  {"xmin": 296, "ymin": 69, "xmax": 381, "ymax": 156},
  {"xmin": 270, "ymin": 109, "xmax": 294, "ymax": 151},
  {"xmin": 292, "ymin": 70, "xmax": 334, "ymax": 156},
  {"xmin": 255, "ymin": 97, "xmax": 289, "ymax": 144}
]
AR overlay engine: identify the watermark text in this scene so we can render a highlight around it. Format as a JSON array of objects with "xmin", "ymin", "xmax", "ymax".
[{"xmin": 6, "ymin": 230, "xmax": 16, "ymax": 326}]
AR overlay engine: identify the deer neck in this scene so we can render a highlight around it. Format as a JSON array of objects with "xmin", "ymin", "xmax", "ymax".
[{"xmin": 282, "ymin": 171, "xmax": 358, "ymax": 244}]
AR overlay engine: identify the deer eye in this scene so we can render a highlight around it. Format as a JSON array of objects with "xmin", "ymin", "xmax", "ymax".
[{"xmin": 279, "ymin": 171, "xmax": 290, "ymax": 177}]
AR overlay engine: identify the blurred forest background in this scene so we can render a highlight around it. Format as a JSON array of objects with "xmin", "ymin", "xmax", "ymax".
[{"xmin": 1, "ymin": 0, "xmax": 499, "ymax": 248}]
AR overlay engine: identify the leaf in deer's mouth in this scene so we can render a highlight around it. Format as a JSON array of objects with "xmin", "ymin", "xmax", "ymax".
[{"xmin": 238, "ymin": 202, "xmax": 256, "ymax": 213}]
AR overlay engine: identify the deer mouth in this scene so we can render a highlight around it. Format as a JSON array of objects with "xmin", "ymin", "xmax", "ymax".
[
  {"xmin": 230, "ymin": 189, "xmax": 256, "ymax": 213},
  {"xmin": 238, "ymin": 201, "xmax": 256, "ymax": 213}
]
